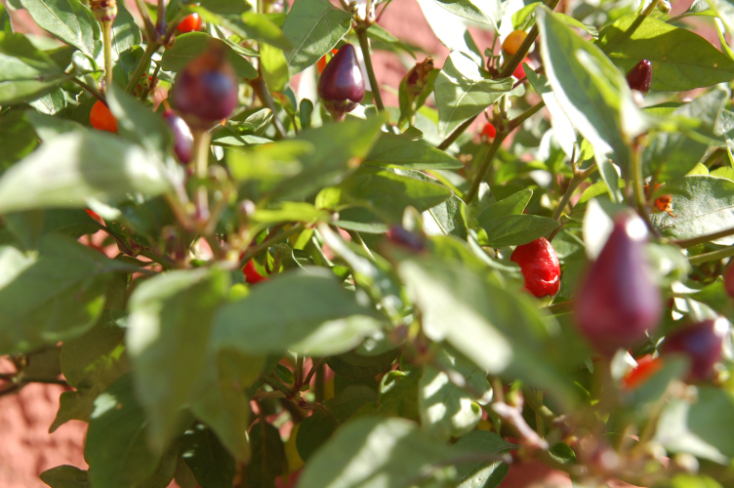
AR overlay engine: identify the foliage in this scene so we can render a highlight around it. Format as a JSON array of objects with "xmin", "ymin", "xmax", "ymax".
[{"xmin": 0, "ymin": 0, "xmax": 734, "ymax": 487}]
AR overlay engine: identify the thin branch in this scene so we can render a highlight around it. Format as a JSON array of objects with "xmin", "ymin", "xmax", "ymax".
[
  {"xmin": 465, "ymin": 130, "xmax": 505, "ymax": 203},
  {"xmin": 438, "ymin": 115, "xmax": 478, "ymax": 150},
  {"xmin": 256, "ymin": 77, "xmax": 288, "ymax": 139},
  {"xmin": 71, "ymin": 78, "xmax": 106, "ymax": 103},
  {"xmin": 238, "ymin": 223, "xmax": 305, "ymax": 269},
  {"xmin": 688, "ymin": 246, "xmax": 734, "ymax": 265},
  {"xmin": 673, "ymin": 226, "xmax": 734, "ymax": 248},
  {"xmin": 356, "ymin": 27, "xmax": 385, "ymax": 111}
]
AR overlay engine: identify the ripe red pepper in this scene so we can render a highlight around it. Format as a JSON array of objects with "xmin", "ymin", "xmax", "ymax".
[
  {"xmin": 622, "ymin": 355, "xmax": 664, "ymax": 390},
  {"xmin": 510, "ymin": 237, "xmax": 561, "ymax": 298},
  {"xmin": 481, "ymin": 122, "xmax": 496, "ymax": 139},
  {"xmin": 90, "ymin": 100, "xmax": 118, "ymax": 133},
  {"xmin": 177, "ymin": 13, "xmax": 203, "ymax": 33},
  {"xmin": 243, "ymin": 259, "xmax": 269, "ymax": 284}
]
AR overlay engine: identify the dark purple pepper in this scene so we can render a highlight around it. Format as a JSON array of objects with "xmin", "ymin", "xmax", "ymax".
[
  {"xmin": 626, "ymin": 60, "xmax": 652, "ymax": 95},
  {"xmin": 574, "ymin": 215, "xmax": 662, "ymax": 357},
  {"xmin": 163, "ymin": 109, "xmax": 193, "ymax": 164},
  {"xmin": 317, "ymin": 44, "xmax": 365, "ymax": 121},
  {"xmin": 386, "ymin": 225, "xmax": 424, "ymax": 252},
  {"xmin": 661, "ymin": 318, "xmax": 727, "ymax": 382},
  {"xmin": 171, "ymin": 43, "xmax": 238, "ymax": 129}
]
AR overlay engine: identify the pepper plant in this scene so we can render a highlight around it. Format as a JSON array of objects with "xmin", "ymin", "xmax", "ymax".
[{"xmin": 2, "ymin": 0, "xmax": 734, "ymax": 487}]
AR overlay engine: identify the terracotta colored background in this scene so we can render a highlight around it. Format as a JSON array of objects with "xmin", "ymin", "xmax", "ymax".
[{"xmin": 0, "ymin": 0, "xmax": 704, "ymax": 486}]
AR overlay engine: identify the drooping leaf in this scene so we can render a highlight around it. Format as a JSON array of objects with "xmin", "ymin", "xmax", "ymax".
[
  {"xmin": 126, "ymin": 267, "xmax": 229, "ymax": 450},
  {"xmin": 19, "ymin": 0, "xmax": 100, "ymax": 58},
  {"xmin": 247, "ymin": 421, "xmax": 287, "ymax": 488},
  {"xmin": 181, "ymin": 423, "xmax": 236, "ymax": 488}
]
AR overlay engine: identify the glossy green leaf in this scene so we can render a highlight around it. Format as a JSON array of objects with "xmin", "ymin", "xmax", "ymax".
[
  {"xmin": 267, "ymin": 114, "xmax": 387, "ymax": 200},
  {"xmin": 537, "ymin": 6, "xmax": 646, "ymax": 175},
  {"xmin": 419, "ymin": 348, "xmax": 488, "ymax": 439},
  {"xmin": 334, "ymin": 166, "xmax": 453, "ymax": 232},
  {"xmin": 478, "ymin": 189, "xmax": 533, "ymax": 223},
  {"xmin": 0, "ymin": 131, "xmax": 170, "ymax": 213},
  {"xmin": 435, "ymin": 51, "xmax": 512, "ymax": 137},
  {"xmin": 247, "ymin": 421, "xmax": 287, "ymax": 488},
  {"xmin": 260, "ymin": 42, "xmax": 289, "ymax": 93},
  {"xmin": 525, "ymin": 69, "xmax": 576, "ymax": 155},
  {"xmin": 453, "ymin": 430, "xmax": 514, "ymax": 488},
  {"xmin": 40, "ymin": 465, "xmax": 89, "ymax": 488},
  {"xmin": 650, "ymin": 175, "xmax": 734, "ymax": 245},
  {"xmin": 0, "ymin": 32, "xmax": 71, "ymax": 104},
  {"xmin": 281, "ymin": 0, "xmax": 352, "ymax": 75},
  {"xmin": 366, "ymin": 24, "xmax": 416, "ymax": 58},
  {"xmin": 160, "ymin": 32, "xmax": 257, "ymax": 79},
  {"xmin": 480, "ymin": 214, "xmax": 560, "ymax": 248},
  {"xmin": 127, "ymin": 267, "xmax": 229, "ymax": 449},
  {"xmin": 193, "ymin": 5, "xmax": 290, "ymax": 50},
  {"xmin": 598, "ymin": 15, "xmax": 734, "ymax": 91},
  {"xmin": 363, "ymin": 134, "xmax": 463, "ymax": 170},
  {"xmin": 24, "ymin": 109, "xmax": 85, "ymax": 141},
  {"xmin": 29, "ymin": 87, "xmax": 66, "ymax": 115},
  {"xmin": 0, "ymin": 236, "xmax": 118, "ymax": 355},
  {"xmin": 110, "ymin": 3, "xmax": 142, "ymax": 60},
  {"xmin": 181, "ymin": 423, "xmax": 236, "ymax": 488},
  {"xmin": 213, "ymin": 267, "xmax": 382, "ymax": 356},
  {"xmin": 19, "ymin": 0, "xmax": 100, "ymax": 59},
  {"xmin": 378, "ymin": 367, "xmax": 422, "ymax": 421}
]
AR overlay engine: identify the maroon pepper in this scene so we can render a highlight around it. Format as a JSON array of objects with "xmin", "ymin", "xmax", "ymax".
[{"xmin": 317, "ymin": 44, "xmax": 365, "ymax": 121}]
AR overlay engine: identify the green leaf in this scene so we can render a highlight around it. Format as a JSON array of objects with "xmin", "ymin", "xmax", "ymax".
[
  {"xmin": 366, "ymin": 24, "xmax": 416, "ymax": 59},
  {"xmin": 0, "ymin": 236, "xmax": 116, "ymax": 354},
  {"xmin": 363, "ymin": 134, "xmax": 463, "ymax": 170},
  {"xmin": 328, "ymin": 347, "xmax": 400, "ymax": 382},
  {"xmin": 480, "ymin": 215, "xmax": 560, "ymax": 248},
  {"xmin": 453, "ymin": 430, "xmax": 514, "ymax": 488},
  {"xmin": 52, "ymin": 311, "xmax": 129, "ymax": 432},
  {"xmin": 477, "ymin": 189, "xmax": 533, "ymax": 223},
  {"xmin": 240, "ymin": 11, "xmax": 292, "ymax": 50},
  {"xmin": 29, "ymin": 87, "xmax": 66, "ymax": 115},
  {"xmin": 127, "ymin": 267, "xmax": 229, "ymax": 449},
  {"xmin": 24, "ymin": 109, "xmax": 86, "ymax": 141},
  {"xmin": 433, "ymin": 0, "xmax": 499, "ymax": 27},
  {"xmin": 281, "ymin": 0, "xmax": 352, "ymax": 75},
  {"xmin": 260, "ymin": 43, "xmax": 289, "ymax": 93},
  {"xmin": 525, "ymin": 69, "xmax": 576, "ymax": 154},
  {"xmin": 40, "ymin": 465, "xmax": 90, "ymax": 488},
  {"xmin": 181, "ymin": 423, "xmax": 235, "ymax": 488},
  {"xmin": 378, "ymin": 367, "xmax": 422, "ymax": 421},
  {"xmin": 0, "ymin": 32, "xmax": 71, "ymax": 104},
  {"xmin": 434, "ymin": 51, "xmax": 512, "ymax": 137},
  {"xmin": 334, "ymin": 166, "xmax": 453, "ymax": 232},
  {"xmin": 425, "ymin": 194, "xmax": 469, "ymax": 239},
  {"xmin": 192, "ymin": 5, "xmax": 290, "ymax": 50},
  {"xmin": 85, "ymin": 374, "xmax": 169, "ymax": 488},
  {"xmin": 106, "ymin": 84, "xmax": 172, "ymax": 155},
  {"xmin": 537, "ymin": 6, "xmax": 646, "ymax": 176},
  {"xmin": 296, "ymin": 386, "xmax": 378, "ymax": 462},
  {"xmin": 247, "ymin": 421, "xmax": 287, "ymax": 488},
  {"xmin": 656, "ymin": 386, "xmax": 734, "ymax": 464},
  {"xmin": 419, "ymin": 348, "xmax": 488, "ymax": 439},
  {"xmin": 213, "ymin": 267, "xmax": 382, "ymax": 356},
  {"xmin": 416, "ymin": 0, "xmax": 483, "ymax": 65},
  {"xmin": 0, "ymin": 110, "xmax": 38, "ymax": 170},
  {"xmin": 19, "ymin": 0, "xmax": 100, "ymax": 59},
  {"xmin": 297, "ymin": 416, "xmax": 464, "ymax": 488},
  {"xmin": 0, "ymin": 131, "xmax": 171, "ymax": 213},
  {"xmin": 160, "ymin": 32, "xmax": 257, "ymax": 79},
  {"xmin": 650, "ymin": 175, "xmax": 734, "ymax": 244},
  {"xmin": 399, "ymin": 257, "xmax": 581, "ymax": 409},
  {"xmin": 597, "ymin": 15, "xmax": 734, "ymax": 91},
  {"xmin": 110, "ymin": 3, "xmax": 142, "ymax": 60},
  {"xmin": 267, "ymin": 114, "xmax": 387, "ymax": 201}
]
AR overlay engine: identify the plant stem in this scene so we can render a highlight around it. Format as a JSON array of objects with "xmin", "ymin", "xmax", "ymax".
[
  {"xmin": 688, "ymin": 246, "xmax": 734, "ymax": 265},
  {"xmin": 507, "ymin": 100, "xmax": 545, "ymax": 131},
  {"xmin": 673, "ymin": 226, "xmax": 734, "ymax": 248},
  {"xmin": 550, "ymin": 165, "xmax": 598, "ymax": 221},
  {"xmin": 101, "ymin": 20, "xmax": 113, "ymax": 90},
  {"xmin": 356, "ymin": 27, "xmax": 385, "ymax": 111},
  {"xmin": 71, "ymin": 78, "xmax": 106, "ymax": 103},
  {"xmin": 192, "ymin": 129, "xmax": 212, "ymax": 225},
  {"xmin": 238, "ymin": 223, "xmax": 305, "ymax": 269},
  {"xmin": 438, "ymin": 115, "xmax": 478, "ymax": 150},
  {"xmin": 466, "ymin": 131, "xmax": 505, "ymax": 204},
  {"xmin": 256, "ymin": 77, "xmax": 287, "ymax": 138},
  {"xmin": 498, "ymin": 0, "xmax": 561, "ymax": 80},
  {"xmin": 126, "ymin": 42, "xmax": 157, "ymax": 93},
  {"xmin": 641, "ymin": 0, "xmax": 662, "ymax": 16}
]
